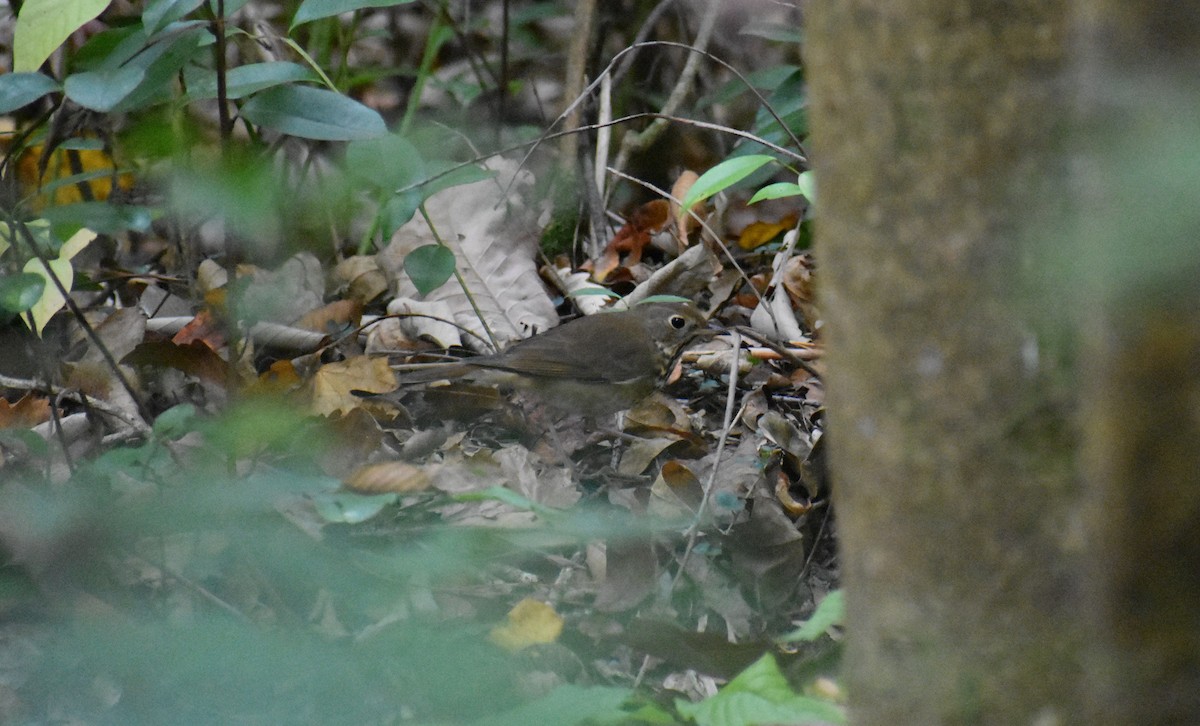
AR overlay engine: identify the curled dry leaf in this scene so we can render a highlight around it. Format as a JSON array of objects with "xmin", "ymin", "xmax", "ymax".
[
  {"xmin": 343, "ymin": 461, "xmax": 431, "ymax": 494},
  {"xmin": 332, "ymin": 255, "xmax": 388, "ymax": 304},
  {"xmin": 670, "ymin": 169, "xmax": 704, "ymax": 245},
  {"xmin": 782, "ymin": 251, "xmax": 820, "ymax": 329},
  {"xmin": 592, "ymin": 199, "xmax": 671, "ymax": 282}
]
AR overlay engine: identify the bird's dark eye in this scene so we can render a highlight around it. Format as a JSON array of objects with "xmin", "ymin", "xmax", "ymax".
[{"xmin": 669, "ymin": 315, "xmax": 687, "ymax": 330}]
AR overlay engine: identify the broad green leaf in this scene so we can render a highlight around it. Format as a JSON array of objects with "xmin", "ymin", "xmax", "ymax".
[
  {"xmin": 748, "ymin": 68, "xmax": 808, "ymax": 151},
  {"xmin": 748, "ymin": 181, "xmax": 804, "ymax": 205},
  {"xmin": 152, "ymin": 403, "xmax": 198, "ymax": 440},
  {"xmin": 111, "ymin": 24, "xmax": 210, "ymax": 112},
  {"xmin": 292, "ymin": 0, "xmax": 416, "ymax": 29},
  {"xmin": 0, "ymin": 72, "xmax": 60, "ymax": 114},
  {"xmin": 740, "ymin": 21, "xmax": 805, "ymax": 44},
  {"xmin": 0, "ymin": 273, "xmax": 47, "ymax": 314},
  {"xmin": 143, "ymin": 0, "xmax": 204, "ymax": 34},
  {"xmin": 240, "ymin": 85, "xmax": 386, "ymax": 141},
  {"xmin": 473, "ymin": 685, "xmax": 632, "ymax": 726},
  {"xmin": 184, "ymin": 62, "xmax": 319, "ymax": 101},
  {"xmin": 778, "ymin": 589, "xmax": 843, "ymax": 643},
  {"xmin": 675, "ymin": 654, "xmax": 845, "ymax": 726},
  {"xmin": 418, "ymin": 162, "xmax": 494, "ymax": 198},
  {"xmin": 22, "ymin": 227, "xmax": 97, "ymax": 336},
  {"xmin": 63, "ymin": 66, "xmax": 146, "ymax": 112},
  {"xmin": 12, "ymin": 0, "xmax": 110, "ymax": 72},
  {"xmin": 41, "ymin": 203, "xmax": 154, "ymax": 237},
  {"xmin": 566, "ymin": 288, "xmax": 618, "ymax": 298},
  {"xmin": 404, "ymin": 244, "xmax": 456, "ymax": 297},
  {"xmin": 380, "ymin": 191, "xmax": 421, "ymax": 237},
  {"xmin": 72, "ymin": 26, "xmax": 143, "ymax": 71},
  {"xmin": 680, "ymin": 154, "xmax": 776, "ymax": 219},
  {"xmin": 796, "ymin": 170, "xmax": 816, "ymax": 207},
  {"xmin": 345, "ymin": 134, "xmax": 426, "ymax": 193}
]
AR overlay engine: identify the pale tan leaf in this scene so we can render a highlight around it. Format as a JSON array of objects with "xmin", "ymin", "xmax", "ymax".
[
  {"xmin": 344, "ymin": 461, "xmax": 431, "ymax": 494},
  {"xmin": 378, "ymin": 158, "xmax": 557, "ymax": 352},
  {"xmin": 309, "ymin": 356, "xmax": 397, "ymax": 416}
]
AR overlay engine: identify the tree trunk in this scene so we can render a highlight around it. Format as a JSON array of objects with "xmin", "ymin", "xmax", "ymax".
[
  {"xmin": 805, "ymin": 2, "xmax": 1084, "ymax": 722},
  {"xmin": 1075, "ymin": 2, "xmax": 1200, "ymax": 722}
]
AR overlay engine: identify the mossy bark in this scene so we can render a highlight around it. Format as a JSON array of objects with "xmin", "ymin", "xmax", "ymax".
[{"xmin": 805, "ymin": 2, "xmax": 1084, "ymax": 722}]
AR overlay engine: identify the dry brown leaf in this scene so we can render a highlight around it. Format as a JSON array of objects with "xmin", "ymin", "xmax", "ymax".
[
  {"xmin": 297, "ymin": 299, "xmax": 363, "ymax": 334},
  {"xmin": 333, "ymin": 255, "xmax": 388, "ymax": 304},
  {"xmin": 781, "ymin": 251, "xmax": 820, "ymax": 328},
  {"xmin": 0, "ymin": 393, "xmax": 52, "ymax": 429},
  {"xmin": 593, "ymin": 199, "xmax": 671, "ymax": 282},
  {"xmin": 123, "ymin": 339, "xmax": 231, "ymax": 386},
  {"xmin": 669, "ymin": 170, "xmax": 703, "ymax": 245},
  {"xmin": 173, "ymin": 309, "xmax": 226, "ymax": 350}
]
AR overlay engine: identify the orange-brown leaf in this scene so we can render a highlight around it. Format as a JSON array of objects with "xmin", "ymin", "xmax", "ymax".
[{"xmin": 0, "ymin": 393, "xmax": 52, "ymax": 429}]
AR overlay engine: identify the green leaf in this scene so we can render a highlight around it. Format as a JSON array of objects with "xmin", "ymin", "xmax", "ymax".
[
  {"xmin": 681, "ymin": 155, "xmax": 776, "ymax": 218},
  {"xmin": 566, "ymin": 288, "xmax": 618, "ymax": 298},
  {"xmin": 0, "ymin": 72, "xmax": 61, "ymax": 113},
  {"xmin": 740, "ymin": 21, "xmax": 805, "ymax": 44},
  {"xmin": 418, "ymin": 162, "xmax": 493, "ymax": 198},
  {"xmin": 184, "ymin": 61, "xmax": 319, "ymax": 101},
  {"xmin": 796, "ymin": 170, "xmax": 817, "ymax": 208},
  {"xmin": 152, "ymin": 403, "xmax": 198, "ymax": 440},
  {"xmin": 12, "ymin": 0, "xmax": 110, "ymax": 72},
  {"xmin": 64, "ymin": 66, "xmax": 146, "ymax": 112},
  {"xmin": 675, "ymin": 654, "xmax": 845, "ymax": 726},
  {"xmin": 143, "ymin": 0, "xmax": 205, "ymax": 34},
  {"xmin": 748, "ymin": 181, "xmax": 804, "ymax": 205},
  {"xmin": 240, "ymin": 85, "xmax": 386, "ymax": 141},
  {"xmin": 778, "ymin": 590, "xmax": 844, "ymax": 643},
  {"xmin": 403, "ymin": 244, "xmax": 456, "ymax": 297},
  {"xmin": 111, "ymin": 25, "xmax": 210, "ymax": 112},
  {"xmin": 380, "ymin": 191, "xmax": 421, "ymax": 237},
  {"xmin": 345, "ymin": 134, "xmax": 426, "ymax": 193},
  {"xmin": 472, "ymin": 685, "xmax": 632, "ymax": 726},
  {"xmin": 41, "ymin": 203, "xmax": 154, "ymax": 237},
  {"xmin": 0, "ymin": 273, "xmax": 47, "ymax": 314},
  {"xmin": 291, "ymin": 0, "xmax": 416, "ymax": 29}
]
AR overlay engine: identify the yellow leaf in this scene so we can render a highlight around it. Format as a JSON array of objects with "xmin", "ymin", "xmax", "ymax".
[
  {"xmin": 21, "ymin": 227, "xmax": 97, "ymax": 336},
  {"xmin": 489, "ymin": 598, "xmax": 564, "ymax": 652}
]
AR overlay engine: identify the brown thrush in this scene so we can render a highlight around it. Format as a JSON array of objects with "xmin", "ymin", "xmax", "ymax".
[{"xmin": 404, "ymin": 302, "xmax": 708, "ymax": 416}]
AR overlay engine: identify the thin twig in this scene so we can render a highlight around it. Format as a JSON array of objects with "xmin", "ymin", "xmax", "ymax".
[
  {"xmin": 0, "ymin": 374, "xmax": 152, "ymax": 436},
  {"xmin": 12, "ymin": 222, "xmax": 154, "ymax": 427},
  {"xmin": 611, "ymin": 0, "xmax": 721, "ymax": 177},
  {"xmin": 670, "ymin": 329, "xmax": 741, "ymax": 595}
]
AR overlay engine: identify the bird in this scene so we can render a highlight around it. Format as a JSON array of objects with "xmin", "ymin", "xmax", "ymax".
[{"xmin": 400, "ymin": 301, "xmax": 709, "ymax": 417}]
